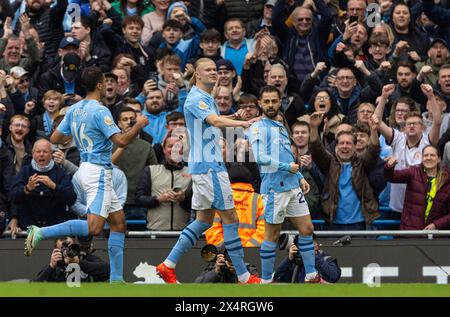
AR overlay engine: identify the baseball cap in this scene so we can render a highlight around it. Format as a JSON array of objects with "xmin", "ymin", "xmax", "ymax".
[
  {"xmin": 104, "ymin": 72, "xmax": 118, "ymax": 82},
  {"xmin": 216, "ymin": 59, "xmax": 236, "ymax": 72},
  {"xmin": 433, "ymin": 87, "xmax": 446, "ymax": 100},
  {"xmin": 10, "ymin": 66, "xmax": 29, "ymax": 78},
  {"xmin": 265, "ymin": 0, "xmax": 276, "ymax": 6},
  {"xmin": 430, "ymin": 38, "xmax": 448, "ymax": 50},
  {"xmin": 59, "ymin": 36, "xmax": 80, "ymax": 49},
  {"xmin": 62, "ymin": 52, "xmax": 81, "ymax": 82}
]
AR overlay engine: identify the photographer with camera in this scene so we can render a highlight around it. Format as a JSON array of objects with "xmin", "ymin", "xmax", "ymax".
[
  {"xmin": 34, "ymin": 236, "xmax": 110, "ymax": 282},
  {"xmin": 194, "ymin": 244, "xmax": 259, "ymax": 283},
  {"xmin": 273, "ymin": 234, "xmax": 341, "ymax": 283}
]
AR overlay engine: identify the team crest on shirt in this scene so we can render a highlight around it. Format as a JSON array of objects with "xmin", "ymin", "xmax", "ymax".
[
  {"xmin": 414, "ymin": 152, "xmax": 422, "ymax": 160},
  {"xmin": 104, "ymin": 116, "xmax": 113, "ymax": 125},
  {"xmin": 252, "ymin": 127, "xmax": 259, "ymax": 135},
  {"xmin": 199, "ymin": 101, "xmax": 209, "ymax": 110}
]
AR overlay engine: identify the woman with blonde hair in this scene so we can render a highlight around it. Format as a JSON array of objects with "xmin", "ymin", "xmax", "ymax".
[{"xmin": 385, "ymin": 145, "xmax": 450, "ymax": 230}]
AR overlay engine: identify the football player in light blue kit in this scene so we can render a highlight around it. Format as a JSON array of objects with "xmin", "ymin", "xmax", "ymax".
[
  {"xmin": 24, "ymin": 67, "xmax": 149, "ymax": 283},
  {"xmin": 156, "ymin": 58, "xmax": 261, "ymax": 284},
  {"xmin": 248, "ymin": 85, "xmax": 323, "ymax": 284}
]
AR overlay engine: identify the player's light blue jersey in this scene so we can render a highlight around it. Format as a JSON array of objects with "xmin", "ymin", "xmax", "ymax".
[
  {"xmin": 57, "ymin": 99, "xmax": 120, "ymax": 168},
  {"xmin": 248, "ymin": 117, "xmax": 304, "ymax": 194},
  {"xmin": 184, "ymin": 85, "xmax": 226, "ymax": 174}
]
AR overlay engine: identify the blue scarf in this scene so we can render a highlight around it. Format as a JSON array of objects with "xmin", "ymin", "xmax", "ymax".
[
  {"xmin": 31, "ymin": 159, "xmax": 55, "ymax": 173},
  {"xmin": 43, "ymin": 111, "xmax": 53, "ymax": 136}
]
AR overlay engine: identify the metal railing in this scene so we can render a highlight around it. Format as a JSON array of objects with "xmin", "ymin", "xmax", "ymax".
[{"xmin": 3, "ymin": 229, "xmax": 450, "ymax": 239}]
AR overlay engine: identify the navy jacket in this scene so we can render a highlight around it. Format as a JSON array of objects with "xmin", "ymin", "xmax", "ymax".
[
  {"xmin": 423, "ymin": 0, "xmax": 450, "ymax": 59},
  {"xmin": 10, "ymin": 163, "xmax": 76, "ymax": 228},
  {"xmin": 273, "ymin": 250, "xmax": 341, "ymax": 283}
]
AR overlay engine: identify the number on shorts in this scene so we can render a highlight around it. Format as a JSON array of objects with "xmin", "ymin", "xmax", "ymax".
[
  {"xmin": 297, "ymin": 190, "xmax": 306, "ymax": 204},
  {"xmin": 72, "ymin": 121, "xmax": 93, "ymax": 152}
]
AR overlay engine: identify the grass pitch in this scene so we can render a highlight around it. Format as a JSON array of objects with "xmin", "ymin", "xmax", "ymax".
[{"xmin": 1, "ymin": 283, "xmax": 450, "ymax": 297}]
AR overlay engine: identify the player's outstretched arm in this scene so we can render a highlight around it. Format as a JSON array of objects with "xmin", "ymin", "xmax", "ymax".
[
  {"xmin": 205, "ymin": 114, "xmax": 255, "ymax": 129},
  {"xmin": 110, "ymin": 114, "xmax": 149, "ymax": 147}
]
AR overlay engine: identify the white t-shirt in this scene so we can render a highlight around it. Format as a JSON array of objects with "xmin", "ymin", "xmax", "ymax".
[{"xmin": 388, "ymin": 129, "xmax": 430, "ymax": 212}]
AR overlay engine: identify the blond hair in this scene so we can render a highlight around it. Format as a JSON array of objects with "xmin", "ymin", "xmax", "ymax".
[
  {"xmin": 189, "ymin": 57, "xmax": 215, "ymax": 88},
  {"xmin": 42, "ymin": 90, "xmax": 64, "ymax": 106}
]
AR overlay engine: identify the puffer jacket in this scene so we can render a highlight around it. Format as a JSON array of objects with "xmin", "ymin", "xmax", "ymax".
[
  {"xmin": 223, "ymin": 0, "xmax": 265, "ymax": 24},
  {"xmin": 205, "ymin": 182, "xmax": 265, "ymax": 247},
  {"xmin": 310, "ymin": 140, "xmax": 381, "ymax": 225},
  {"xmin": 16, "ymin": 0, "xmax": 68, "ymax": 65},
  {"xmin": 384, "ymin": 164, "xmax": 450, "ymax": 230}
]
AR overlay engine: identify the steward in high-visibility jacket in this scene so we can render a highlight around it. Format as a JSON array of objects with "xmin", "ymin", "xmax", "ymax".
[{"xmin": 205, "ymin": 182, "xmax": 265, "ymax": 247}]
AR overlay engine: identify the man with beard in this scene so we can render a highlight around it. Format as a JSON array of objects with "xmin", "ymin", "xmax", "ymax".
[
  {"xmin": 142, "ymin": 88, "xmax": 183, "ymax": 145},
  {"xmin": 248, "ymin": 85, "xmax": 321, "ymax": 284},
  {"xmin": 415, "ymin": 39, "xmax": 449, "ymax": 87},
  {"xmin": 112, "ymin": 107, "xmax": 157, "ymax": 220},
  {"xmin": 16, "ymin": 0, "xmax": 68, "ymax": 68},
  {"xmin": 25, "ymin": 67, "xmax": 149, "ymax": 283},
  {"xmin": 155, "ymin": 58, "xmax": 260, "ymax": 284},
  {"xmin": 388, "ymin": 60, "xmax": 428, "ymax": 110},
  {"xmin": 6, "ymin": 115, "xmax": 32, "ymax": 175}
]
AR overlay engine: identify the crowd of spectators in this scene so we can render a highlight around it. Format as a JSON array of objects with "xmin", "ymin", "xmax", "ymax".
[{"xmin": 1, "ymin": 0, "xmax": 450, "ymax": 237}]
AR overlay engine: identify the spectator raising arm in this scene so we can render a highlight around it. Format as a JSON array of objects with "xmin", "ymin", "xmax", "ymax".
[{"xmin": 421, "ymin": 84, "xmax": 442, "ymax": 147}]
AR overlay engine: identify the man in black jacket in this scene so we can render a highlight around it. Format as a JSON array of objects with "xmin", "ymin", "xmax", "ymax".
[
  {"xmin": 16, "ymin": 0, "xmax": 68, "ymax": 68},
  {"xmin": 101, "ymin": 16, "xmax": 156, "ymax": 75},
  {"xmin": 0, "ymin": 138, "xmax": 13, "ymax": 235},
  {"xmin": 34, "ymin": 236, "xmax": 110, "ymax": 282},
  {"xmin": 38, "ymin": 47, "xmax": 85, "ymax": 106},
  {"xmin": 71, "ymin": 17, "xmax": 111, "ymax": 72},
  {"xmin": 274, "ymin": 234, "xmax": 341, "ymax": 283},
  {"xmin": 9, "ymin": 139, "xmax": 76, "ymax": 233},
  {"xmin": 246, "ymin": 0, "xmax": 276, "ymax": 38},
  {"xmin": 194, "ymin": 245, "xmax": 259, "ymax": 283}
]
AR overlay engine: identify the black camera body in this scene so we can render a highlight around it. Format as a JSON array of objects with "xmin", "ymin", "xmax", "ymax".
[
  {"xmin": 57, "ymin": 242, "xmax": 81, "ymax": 267},
  {"xmin": 201, "ymin": 244, "xmax": 232, "ymax": 263}
]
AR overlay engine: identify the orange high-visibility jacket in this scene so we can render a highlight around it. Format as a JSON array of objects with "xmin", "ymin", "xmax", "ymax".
[{"xmin": 205, "ymin": 182, "xmax": 265, "ymax": 247}]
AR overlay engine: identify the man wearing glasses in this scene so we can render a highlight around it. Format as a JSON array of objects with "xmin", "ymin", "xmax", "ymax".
[
  {"xmin": 8, "ymin": 67, "xmax": 38, "ymax": 116},
  {"xmin": 6, "ymin": 115, "xmax": 32, "ymax": 175},
  {"xmin": 302, "ymin": 65, "xmax": 382, "ymax": 124},
  {"xmin": 374, "ymin": 84, "xmax": 442, "ymax": 215},
  {"xmin": 272, "ymin": 0, "xmax": 332, "ymax": 86}
]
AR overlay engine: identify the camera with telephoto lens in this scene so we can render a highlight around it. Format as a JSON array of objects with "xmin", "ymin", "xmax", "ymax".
[
  {"xmin": 201, "ymin": 244, "xmax": 232, "ymax": 263},
  {"xmin": 278, "ymin": 233, "xmax": 302, "ymax": 264},
  {"xmin": 57, "ymin": 241, "xmax": 81, "ymax": 267},
  {"xmin": 201, "ymin": 244, "xmax": 235, "ymax": 282}
]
